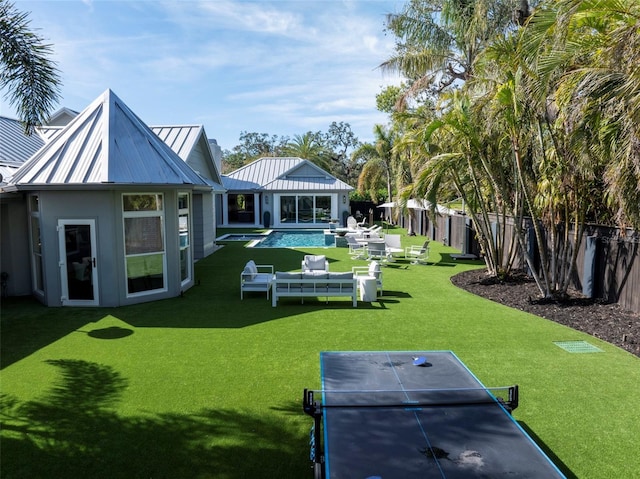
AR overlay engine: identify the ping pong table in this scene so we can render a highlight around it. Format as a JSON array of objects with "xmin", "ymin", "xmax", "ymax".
[{"xmin": 303, "ymin": 351, "xmax": 566, "ymax": 478}]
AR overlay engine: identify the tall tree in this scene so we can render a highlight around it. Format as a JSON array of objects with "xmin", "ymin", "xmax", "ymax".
[
  {"xmin": 523, "ymin": 0, "xmax": 640, "ymax": 229},
  {"xmin": 352, "ymin": 124, "xmax": 398, "ymax": 204},
  {"xmin": 382, "ymin": 0, "xmax": 530, "ymax": 101},
  {"xmin": 324, "ymin": 121, "xmax": 360, "ymax": 185},
  {"xmin": 0, "ymin": 0, "xmax": 61, "ymax": 133},
  {"xmin": 282, "ymin": 131, "xmax": 331, "ymax": 171}
]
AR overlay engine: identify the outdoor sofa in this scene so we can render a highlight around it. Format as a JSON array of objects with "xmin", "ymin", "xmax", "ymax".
[{"xmin": 271, "ymin": 271, "xmax": 357, "ymax": 307}]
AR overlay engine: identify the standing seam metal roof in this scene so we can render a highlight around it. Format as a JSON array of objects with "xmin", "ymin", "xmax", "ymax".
[
  {"xmin": 0, "ymin": 116, "xmax": 45, "ymax": 164},
  {"xmin": 222, "ymin": 157, "xmax": 353, "ymax": 191},
  {"xmin": 8, "ymin": 89, "xmax": 210, "ymax": 188}
]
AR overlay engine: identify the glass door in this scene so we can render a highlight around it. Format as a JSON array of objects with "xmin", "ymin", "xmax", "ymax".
[{"xmin": 58, "ymin": 219, "xmax": 99, "ymax": 306}]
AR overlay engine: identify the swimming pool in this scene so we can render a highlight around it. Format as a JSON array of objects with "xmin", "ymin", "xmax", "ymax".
[
  {"xmin": 216, "ymin": 233, "xmax": 268, "ymax": 242},
  {"xmin": 252, "ymin": 230, "xmax": 335, "ymax": 248}
]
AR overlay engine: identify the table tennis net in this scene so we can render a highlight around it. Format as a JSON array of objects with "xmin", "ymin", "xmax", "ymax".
[{"xmin": 304, "ymin": 386, "xmax": 518, "ymax": 413}]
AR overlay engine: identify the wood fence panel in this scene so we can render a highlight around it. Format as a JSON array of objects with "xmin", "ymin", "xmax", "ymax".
[{"xmin": 398, "ymin": 208, "xmax": 639, "ymax": 313}]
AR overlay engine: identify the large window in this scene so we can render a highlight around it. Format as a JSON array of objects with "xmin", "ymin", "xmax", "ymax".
[
  {"xmin": 278, "ymin": 194, "xmax": 333, "ymax": 224},
  {"xmin": 178, "ymin": 193, "xmax": 191, "ymax": 284},
  {"xmin": 123, "ymin": 194, "xmax": 166, "ymax": 295}
]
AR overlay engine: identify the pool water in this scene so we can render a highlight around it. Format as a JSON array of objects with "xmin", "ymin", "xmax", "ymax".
[
  {"xmin": 253, "ymin": 230, "xmax": 335, "ymax": 248},
  {"xmin": 217, "ymin": 233, "xmax": 267, "ymax": 241}
]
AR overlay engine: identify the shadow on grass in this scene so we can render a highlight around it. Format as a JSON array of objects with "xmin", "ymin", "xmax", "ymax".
[
  {"xmin": 0, "ymin": 297, "xmax": 108, "ymax": 369},
  {"xmin": 518, "ymin": 421, "xmax": 577, "ymax": 479},
  {"xmin": 0, "ymin": 359, "xmax": 309, "ymax": 479}
]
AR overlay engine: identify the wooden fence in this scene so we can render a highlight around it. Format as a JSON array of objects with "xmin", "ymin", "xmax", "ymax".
[{"xmin": 404, "ymin": 210, "xmax": 640, "ymax": 315}]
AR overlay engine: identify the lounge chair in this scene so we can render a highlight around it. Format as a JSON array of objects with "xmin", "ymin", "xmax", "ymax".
[
  {"xmin": 301, "ymin": 254, "xmax": 329, "ymax": 273},
  {"xmin": 345, "ymin": 234, "xmax": 367, "ymax": 259},
  {"xmin": 346, "ymin": 216, "xmax": 359, "ymax": 230},
  {"xmin": 352, "ymin": 260, "xmax": 383, "ymax": 297},
  {"xmin": 405, "ymin": 240, "xmax": 430, "ymax": 265},
  {"xmin": 384, "ymin": 234, "xmax": 403, "ymax": 260},
  {"xmin": 367, "ymin": 224, "xmax": 383, "ymax": 235}
]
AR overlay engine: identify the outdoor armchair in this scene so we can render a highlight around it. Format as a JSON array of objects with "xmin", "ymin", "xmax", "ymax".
[
  {"xmin": 352, "ymin": 260, "xmax": 383, "ymax": 297},
  {"xmin": 366, "ymin": 241, "xmax": 388, "ymax": 263},
  {"xmin": 405, "ymin": 240, "xmax": 430, "ymax": 265},
  {"xmin": 240, "ymin": 260, "xmax": 274, "ymax": 299}
]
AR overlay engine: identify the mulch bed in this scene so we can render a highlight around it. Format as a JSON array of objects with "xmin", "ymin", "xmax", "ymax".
[{"xmin": 451, "ymin": 269, "xmax": 640, "ymax": 358}]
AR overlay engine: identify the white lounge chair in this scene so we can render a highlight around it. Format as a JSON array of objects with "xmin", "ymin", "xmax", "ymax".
[
  {"xmin": 405, "ymin": 240, "xmax": 430, "ymax": 265},
  {"xmin": 384, "ymin": 234, "xmax": 403, "ymax": 260},
  {"xmin": 301, "ymin": 254, "xmax": 329, "ymax": 273},
  {"xmin": 346, "ymin": 216, "xmax": 359, "ymax": 230},
  {"xmin": 345, "ymin": 234, "xmax": 367, "ymax": 259}
]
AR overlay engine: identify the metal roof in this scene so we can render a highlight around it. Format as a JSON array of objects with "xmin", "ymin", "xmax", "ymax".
[
  {"xmin": 0, "ymin": 116, "xmax": 45, "ymax": 165},
  {"xmin": 7, "ymin": 89, "xmax": 210, "ymax": 189},
  {"xmin": 36, "ymin": 126, "xmax": 64, "ymax": 142},
  {"xmin": 150, "ymin": 125, "xmax": 225, "ymax": 192},
  {"xmin": 151, "ymin": 125, "xmax": 203, "ymax": 162},
  {"xmin": 222, "ymin": 157, "xmax": 353, "ymax": 192}
]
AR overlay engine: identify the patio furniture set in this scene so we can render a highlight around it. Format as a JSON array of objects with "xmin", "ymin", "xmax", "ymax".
[{"xmin": 240, "ymin": 255, "xmax": 383, "ymax": 307}]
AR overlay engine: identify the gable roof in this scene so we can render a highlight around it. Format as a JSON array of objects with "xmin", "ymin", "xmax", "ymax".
[
  {"xmin": 151, "ymin": 125, "xmax": 224, "ymax": 191},
  {"xmin": 223, "ymin": 157, "xmax": 353, "ymax": 192},
  {"xmin": 6, "ymin": 89, "xmax": 210, "ymax": 190}
]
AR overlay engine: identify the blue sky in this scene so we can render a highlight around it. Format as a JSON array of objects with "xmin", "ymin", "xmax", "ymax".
[{"xmin": 1, "ymin": 0, "xmax": 404, "ymax": 151}]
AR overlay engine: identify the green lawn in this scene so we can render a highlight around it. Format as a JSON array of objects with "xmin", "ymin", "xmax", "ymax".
[{"xmin": 2, "ymin": 228, "xmax": 639, "ymax": 478}]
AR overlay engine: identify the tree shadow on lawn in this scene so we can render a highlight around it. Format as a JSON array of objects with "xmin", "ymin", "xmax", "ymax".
[
  {"xmin": 0, "ymin": 297, "xmax": 109, "ymax": 369},
  {"xmin": 0, "ymin": 359, "xmax": 309, "ymax": 479}
]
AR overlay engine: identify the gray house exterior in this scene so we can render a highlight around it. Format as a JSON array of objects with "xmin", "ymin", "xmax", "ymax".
[
  {"xmin": 220, "ymin": 157, "xmax": 354, "ymax": 228},
  {"xmin": 0, "ymin": 89, "xmax": 224, "ymax": 307}
]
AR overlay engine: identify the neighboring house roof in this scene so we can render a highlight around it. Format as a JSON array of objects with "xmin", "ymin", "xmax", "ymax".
[
  {"xmin": 0, "ymin": 116, "xmax": 45, "ymax": 165},
  {"xmin": 47, "ymin": 107, "xmax": 79, "ymax": 127},
  {"xmin": 151, "ymin": 125, "xmax": 225, "ymax": 192},
  {"xmin": 5, "ymin": 89, "xmax": 211, "ymax": 190},
  {"xmin": 0, "ymin": 116, "xmax": 46, "ymax": 184},
  {"xmin": 223, "ymin": 157, "xmax": 354, "ymax": 192}
]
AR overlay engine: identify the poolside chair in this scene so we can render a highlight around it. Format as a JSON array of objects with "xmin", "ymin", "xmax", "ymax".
[
  {"xmin": 352, "ymin": 260, "xmax": 383, "ymax": 297},
  {"xmin": 405, "ymin": 240, "xmax": 430, "ymax": 265},
  {"xmin": 384, "ymin": 234, "xmax": 403, "ymax": 261},
  {"xmin": 302, "ymin": 254, "xmax": 329, "ymax": 273},
  {"xmin": 367, "ymin": 224, "xmax": 383, "ymax": 235},
  {"xmin": 345, "ymin": 234, "xmax": 367, "ymax": 259},
  {"xmin": 347, "ymin": 216, "xmax": 359, "ymax": 230},
  {"xmin": 366, "ymin": 241, "xmax": 388, "ymax": 263}
]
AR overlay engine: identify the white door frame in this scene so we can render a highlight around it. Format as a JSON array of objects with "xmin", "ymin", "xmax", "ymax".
[{"xmin": 58, "ymin": 219, "xmax": 99, "ymax": 306}]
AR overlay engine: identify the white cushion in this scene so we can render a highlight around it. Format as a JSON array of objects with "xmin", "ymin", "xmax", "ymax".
[
  {"xmin": 246, "ymin": 260, "xmax": 257, "ymax": 279},
  {"xmin": 305, "ymin": 255, "xmax": 326, "ymax": 271},
  {"xmin": 369, "ymin": 261, "xmax": 381, "ymax": 276},
  {"xmin": 242, "ymin": 266, "xmax": 254, "ymax": 281},
  {"xmin": 328, "ymin": 272, "xmax": 353, "ymax": 280}
]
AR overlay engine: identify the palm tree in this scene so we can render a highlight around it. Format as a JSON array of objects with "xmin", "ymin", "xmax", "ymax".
[
  {"xmin": 524, "ymin": 0, "xmax": 640, "ymax": 229},
  {"xmin": 352, "ymin": 124, "xmax": 397, "ymax": 203},
  {"xmin": 381, "ymin": 0, "xmax": 529, "ymax": 102},
  {"xmin": 0, "ymin": 0, "xmax": 61, "ymax": 133},
  {"xmin": 282, "ymin": 132, "xmax": 331, "ymax": 171}
]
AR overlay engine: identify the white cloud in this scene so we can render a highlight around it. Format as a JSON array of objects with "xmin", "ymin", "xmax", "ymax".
[{"xmin": 1, "ymin": 1, "xmax": 404, "ymax": 149}]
